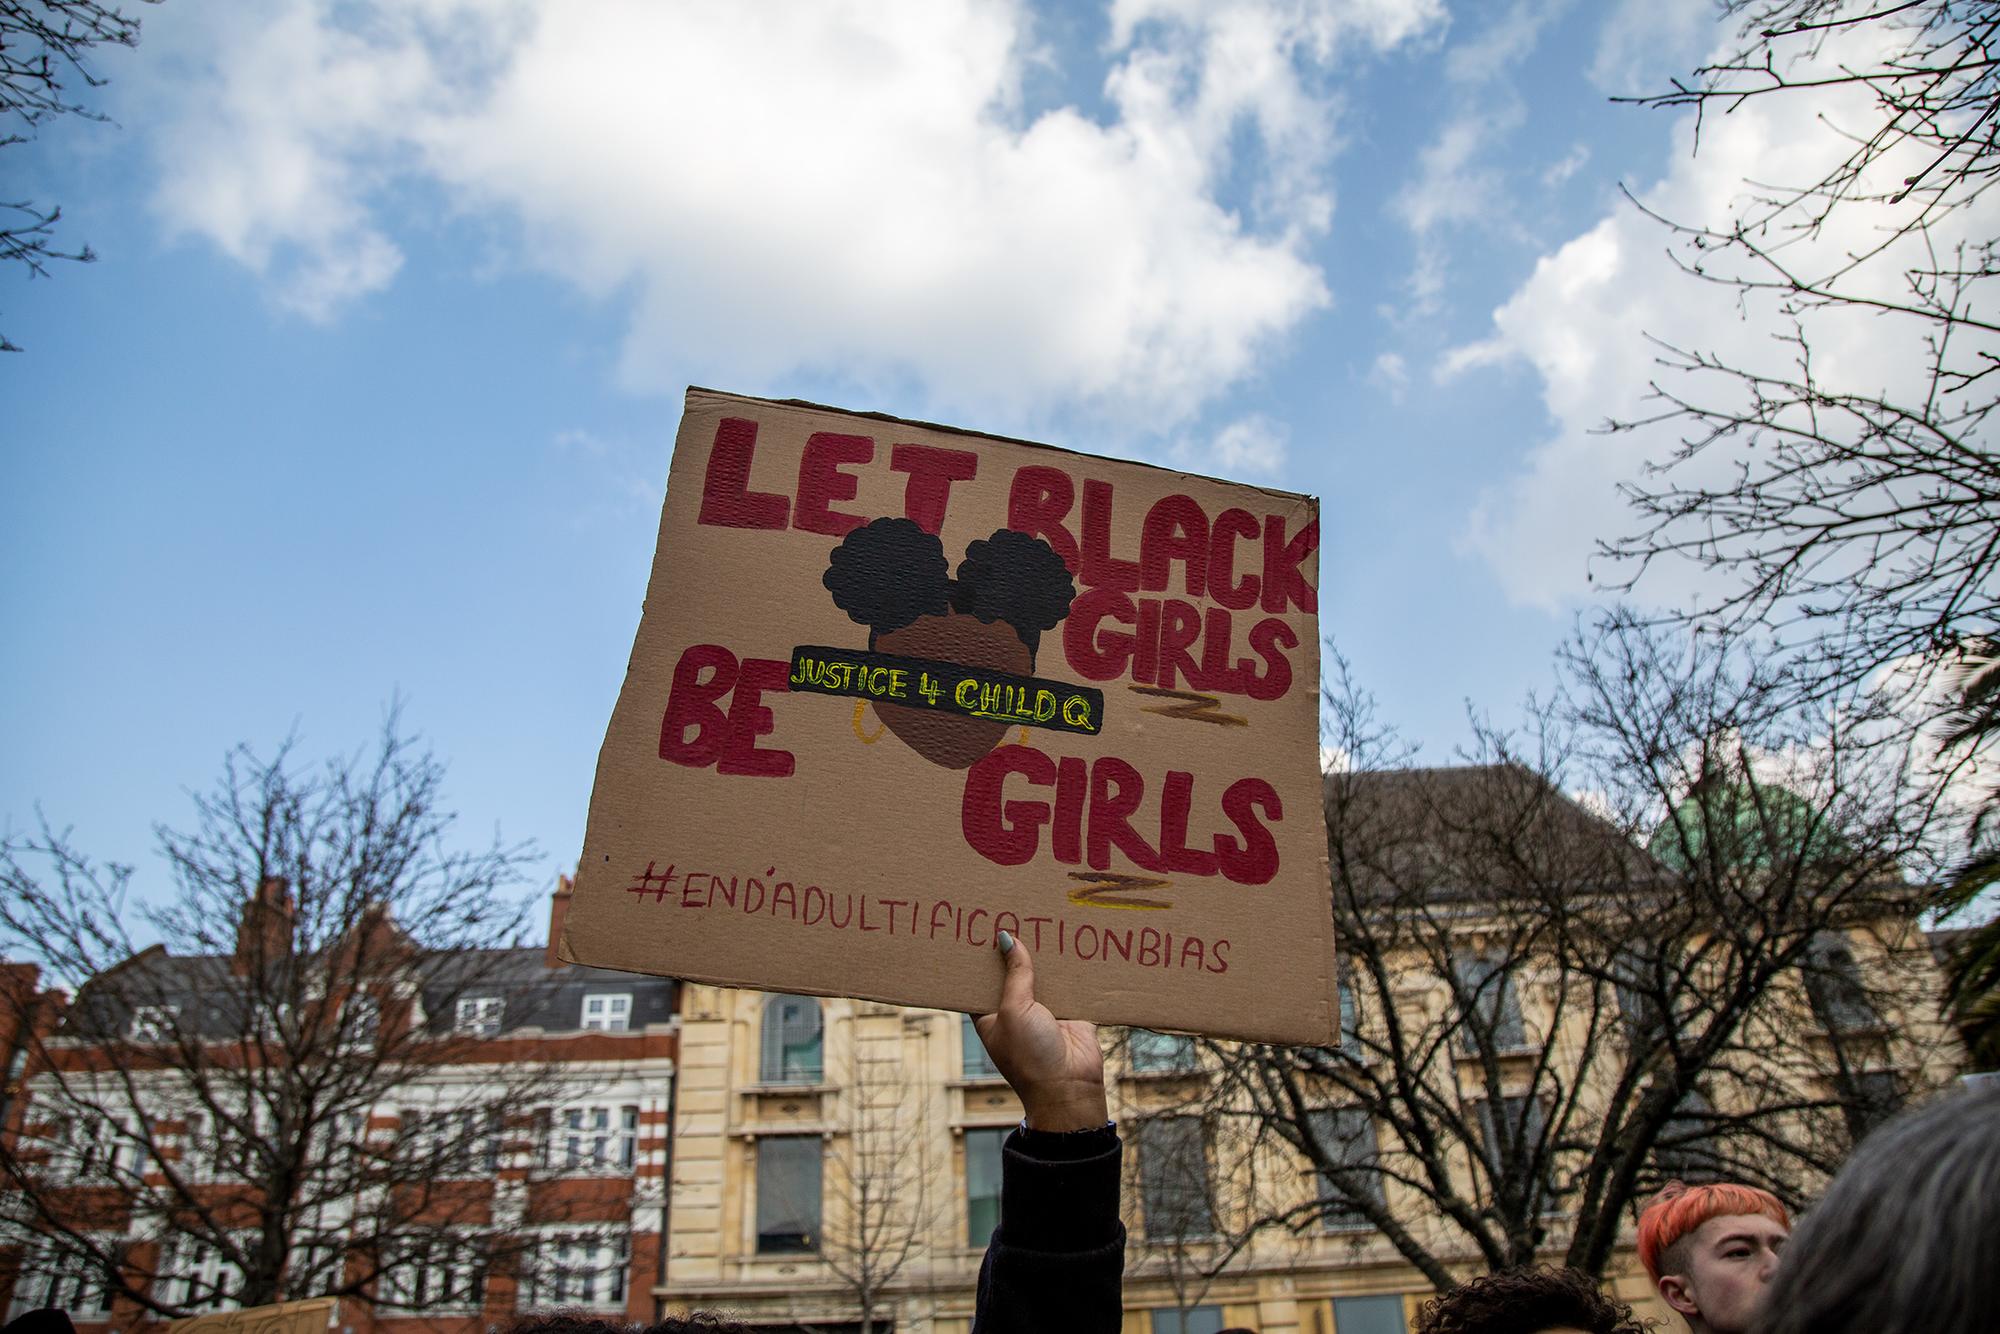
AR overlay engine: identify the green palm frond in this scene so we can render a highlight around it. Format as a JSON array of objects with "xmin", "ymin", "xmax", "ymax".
[{"xmin": 1937, "ymin": 848, "xmax": 2000, "ymax": 1068}]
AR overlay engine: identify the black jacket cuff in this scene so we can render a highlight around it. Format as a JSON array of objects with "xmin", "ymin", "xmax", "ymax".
[{"xmin": 996, "ymin": 1123, "xmax": 1122, "ymax": 1253}]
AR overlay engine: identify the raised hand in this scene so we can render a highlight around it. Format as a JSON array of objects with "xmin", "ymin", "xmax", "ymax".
[{"xmin": 973, "ymin": 931, "xmax": 1108, "ymax": 1132}]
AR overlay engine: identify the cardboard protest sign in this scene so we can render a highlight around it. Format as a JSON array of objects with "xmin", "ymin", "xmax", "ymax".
[
  {"xmin": 564, "ymin": 388, "xmax": 1334, "ymax": 1044},
  {"xmin": 167, "ymin": 1298, "xmax": 335, "ymax": 1334}
]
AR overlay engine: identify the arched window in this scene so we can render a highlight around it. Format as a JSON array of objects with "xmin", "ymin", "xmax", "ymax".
[{"xmin": 760, "ymin": 995, "xmax": 824, "ymax": 1084}]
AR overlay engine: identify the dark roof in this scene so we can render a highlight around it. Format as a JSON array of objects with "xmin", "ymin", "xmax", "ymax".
[
  {"xmin": 1324, "ymin": 763, "xmax": 1666, "ymax": 904},
  {"xmin": 418, "ymin": 947, "xmax": 677, "ymax": 1035},
  {"xmin": 66, "ymin": 943, "xmax": 675, "ymax": 1042}
]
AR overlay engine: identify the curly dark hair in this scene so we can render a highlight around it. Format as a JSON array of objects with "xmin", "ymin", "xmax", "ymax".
[
  {"xmin": 503, "ymin": 1314, "xmax": 752, "ymax": 1334},
  {"xmin": 953, "ymin": 527, "xmax": 1077, "ymax": 656},
  {"xmin": 823, "ymin": 520, "xmax": 1076, "ymax": 655},
  {"xmin": 823, "ymin": 517, "xmax": 953, "ymax": 641},
  {"xmin": 1414, "ymin": 1266, "xmax": 1652, "ymax": 1334}
]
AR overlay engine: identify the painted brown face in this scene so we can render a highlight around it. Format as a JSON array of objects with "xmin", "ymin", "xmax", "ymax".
[{"xmin": 872, "ymin": 611, "xmax": 1034, "ymax": 768}]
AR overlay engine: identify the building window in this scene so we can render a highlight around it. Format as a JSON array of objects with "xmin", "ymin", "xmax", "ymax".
[
  {"xmin": 1150, "ymin": 1307, "xmax": 1225, "ymax": 1334},
  {"xmin": 1453, "ymin": 952, "xmax": 1527, "ymax": 1052},
  {"xmin": 755, "ymin": 1135, "xmax": 823, "ymax": 1253},
  {"xmin": 154, "ymin": 1236, "xmax": 243, "ymax": 1313},
  {"xmin": 964, "ymin": 1126, "xmax": 1007, "ymax": 1245},
  {"xmin": 290, "ymin": 1242, "xmax": 345, "ymax": 1298},
  {"xmin": 1612, "ymin": 945, "xmax": 1666, "ymax": 1044},
  {"xmin": 524, "ymin": 1233, "xmax": 628, "ymax": 1310},
  {"xmin": 1654, "ymin": 1089, "xmax": 1720, "ymax": 1177},
  {"xmin": 1476, "ymin": 1095, "xmax": 1560, "ymax": 1211},
  {"xmin": 1333, "ymin": 1294, "xmax": 1409, "ymax": 1334},
  {"xmin": 256, "ymin": 1002, "xmax": 295, "ymax": 1043},
  {"xmin": 343, "ymin": 993, "xmax": 379, "ymax": 1048},
  {"xmin": 760, "ymin": 995, "xmax": 824, "ymax": 1084},
  {"xmin": 1804, "ymin": 932, "xmax": 1880, "ymax": 1034},
  {"xmin": 455, "ymin": 996, "xmax": 506, "ymax": 1036},
  {"xmin": 1307, "ymin": 1106, "xmax": 1384, "ymax": 1230},
  {"xmin": 201, "ymin": 1107, "xmax": 265, "ymax": 1182},
  {"xmin": 9, "ymin": 1242, "xmax": 115, "ymax": 1320},
  {"xmin": 1838, "ymin": 1068, "xmax": 1905, "ymax": 1142},
  {"xmin": 581, "ymin": 992, "xmax": 632, "ymax": 1031},
  {"xmin": 1138, "ymin": 1117, "xmax": 1213, "ymax": 1240},
  {"xmin": 129, "ymin": 1005, "xmax": 178, "ymax": 1043},
  {"xmin": 552, "ymin": 1105, "xmax": 639, "ymax": 1175},
  {"xmin": 379, "ymin": 1237, "xmax": 487, "ymax": 1313},
  {"xmin": 1338, "ymin": 976, "xmax": 1364, "ymax": 1058},
  {"xmin": 963, "ymin": 1014, "xmax": 1001, "ymax": 1079},
  {"xmin": 59, "ymin": 1113, "xmax": 148, "ymax": 1183},
  {"xmin": 407, "ymin": 1107, "xmax": 503, "ymax": 1176},
  {"xmin": 1129, "ymin": 1028, "xmax": 1198, "ymax": 1073}
]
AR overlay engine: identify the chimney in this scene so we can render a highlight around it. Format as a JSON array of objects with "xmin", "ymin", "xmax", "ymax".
[
  {"xmin": 546, "ymin": 875, "xmax": 575, "ymax": 969},
  {"xmin": 233, "ymin": 876, "xmax": 295, "ymax": 976}
]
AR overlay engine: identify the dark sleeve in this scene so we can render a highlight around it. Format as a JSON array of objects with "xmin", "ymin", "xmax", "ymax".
[{"xmin": 971, "ymin": 1124, "xmax": 1125, "ymax": 1334}]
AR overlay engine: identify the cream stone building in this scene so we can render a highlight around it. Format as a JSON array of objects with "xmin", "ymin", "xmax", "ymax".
[
  {"xmin": 659, "ymin": 983, "xmax": 1650, "ymax": 1334},
  {"xmin": 657, "ymin": 768, "xmax": 1968, "ymax": 1334}
]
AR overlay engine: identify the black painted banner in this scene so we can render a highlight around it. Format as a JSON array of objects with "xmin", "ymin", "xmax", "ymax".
[{"xmin": 788, "ymin": 644, "xmax": 1105, "ymax": 736}]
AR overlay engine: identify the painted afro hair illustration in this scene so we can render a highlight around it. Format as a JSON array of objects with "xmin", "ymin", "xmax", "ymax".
[
  {"xmin": 953, "ymin": 528, "xmax": 1077, "ymax": 656},
  {"xmin": 823, "ymin": 517, "xmax": 953, "ymax": 640}
]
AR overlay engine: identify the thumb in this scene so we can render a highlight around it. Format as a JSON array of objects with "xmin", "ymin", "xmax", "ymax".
[{"xmin": 997, "ymin": 930, "xmax": 1037, "ymax": 1015}]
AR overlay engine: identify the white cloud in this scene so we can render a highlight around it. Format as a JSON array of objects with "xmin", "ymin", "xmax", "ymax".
[
  {"xmin": 1541, "ymin": 143, "xmax": 1588, "ymax": 187},
  {"xmin": 1369, "ymin": 350, "xmax": 1408, "ymax": 398},
  {"xmin": 1444, "ymin": 0, "xmax": 1570, "ymax": 85},
  {"xmin": 1209, "ymin": 413, "xmax": 1290, "ymax": 476},
  {"xmin": 1390, "ymin": 1, "xmax": 1563, "ymax": 313},
  {"xmin": 1589, "ymin": 0, "xmax": 1717, "ymax": 96},
  {"xmin": 131, "ymin": 0, "xmax": 1444, "ymax": 432},
  {"xmin": 144, "ymin": 3, "xmax": 434, "ymax": 319},
  {"xmin": 552, "ymin": 426, "xmax": 665, "ymax": 513},
  {"xmin": 1451, "ymin": 21, "xmax": 2000, "ymax": 610},
  {"xmin": 1393, "ymin": 102, "xmax": 1522, "ymax": 311},
  {"xmin": 552, "ymin": 428, "xmax": 610, "ymax": 458},
  {"xmin": 1113, "ymin": 0, "xmax": 1447, "ymax": 57}
]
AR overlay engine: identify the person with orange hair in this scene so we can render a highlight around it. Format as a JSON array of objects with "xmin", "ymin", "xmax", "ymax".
[{"xmin": 1636, "ymin": 1181, "xmax": 1791, "ymax": 1334}]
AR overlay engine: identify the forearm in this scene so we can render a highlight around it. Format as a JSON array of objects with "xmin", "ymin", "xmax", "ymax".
[{"xmin": 971, "ymin": 1124, "xmax": 1125, "ymax": 1334}]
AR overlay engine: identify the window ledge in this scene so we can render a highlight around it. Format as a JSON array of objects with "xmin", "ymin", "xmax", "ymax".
[{"xmin": 1454, "ymin": 1044, "xmax": 1544, "ymax": 1060}]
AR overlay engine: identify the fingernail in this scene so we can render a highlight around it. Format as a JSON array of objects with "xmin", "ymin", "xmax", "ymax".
[{"xmin": 998, "ymin": 929, "xmax": 1015, "ymax": 954}]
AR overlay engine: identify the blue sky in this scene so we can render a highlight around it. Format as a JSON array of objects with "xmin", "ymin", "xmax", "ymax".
[{"xmin": 6, "ymin": 0, "xmax": 1827, "ymax": 898}]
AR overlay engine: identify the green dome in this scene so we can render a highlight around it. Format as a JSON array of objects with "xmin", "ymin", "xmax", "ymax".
[{"xmin": 1646, "ymin": 781, "xmax": 1846, "ymax": 873}]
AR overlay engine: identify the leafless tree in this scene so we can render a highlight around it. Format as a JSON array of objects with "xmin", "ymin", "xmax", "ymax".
[
  {"xmin": 0, "ymin": 714, "xmax": 593, "ymax": 1318},
  {"xmin": 1207, "ymin": 623, "xmax": 1955, "ymax": 1287},
  {"xmin": 1605, "ymin": 2, "xmax": 2000, "ymax": 682},
  {"xmin": 1606, "ymin": 0, "xmax": 2000, "ymax": 1076},
  {"xmin": 799, "ymin": 1007, "xmax": 946, "ymax": 1334},
  {"xmin": 1114, "ymin": 1049, "xmax": 1281, "ymax": 1334},
  {"xmin": 2, "ymin": 1, "xmax": 157, "ymax": 351}
]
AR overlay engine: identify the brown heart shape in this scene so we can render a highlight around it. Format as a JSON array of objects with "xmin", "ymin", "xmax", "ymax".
[{"xmin": 871, "ymin": 610, "xmax": 1035, "ymax": 768}]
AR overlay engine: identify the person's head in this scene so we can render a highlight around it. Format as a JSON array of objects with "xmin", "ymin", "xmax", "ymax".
[
  {"xmin": 1754, "ymin": 1085, "xmax": 2000, "ymax": 1334},
  {"xmin": 505, "ymin": 1315, "xmax": 751, "ymax": 1334},
  {"xmin": 1637, "ymin": 1182, "xmax": 1790, "ymax": 1334},
  {"xmin": 1414, "ymin": 1266, "xmax": 1650, "ymax": 1334}
]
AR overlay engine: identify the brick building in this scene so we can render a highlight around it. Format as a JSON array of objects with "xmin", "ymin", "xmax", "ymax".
[{"xmin": 0, "ymin": 879, "xmax": 679, "ymax": 1333}]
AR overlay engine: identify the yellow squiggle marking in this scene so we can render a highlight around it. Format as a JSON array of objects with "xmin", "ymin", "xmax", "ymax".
[{"xmin": 852, "ymin": 701, "xmax": 885, "ymax": 744}]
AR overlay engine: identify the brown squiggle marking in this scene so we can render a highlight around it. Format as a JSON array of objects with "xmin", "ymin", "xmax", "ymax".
[
  {"xmin": 1067, "ymin": 871, "xmax": 1174, "ymax": 911},
  {"xmin": 1127, "ymin": 685, "xmax": 1249, "ymax": 727}
]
